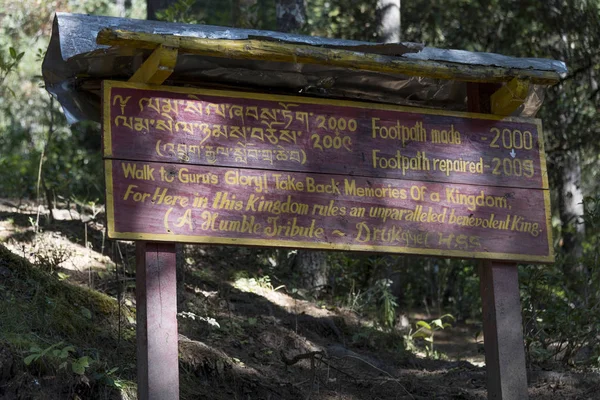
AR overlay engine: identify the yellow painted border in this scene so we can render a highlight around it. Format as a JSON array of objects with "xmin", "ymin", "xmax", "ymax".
[
  {"xmin": 105, "ymin": 229, "xmax": 554, "ymax": 264},
  {"xmin": 542, "ymin": 188, "xmax": 555, "ymax": 261},
  {"xmin": 103, "ymin": 79, "xmax": 544, "ymax": 125},
  {"xmin": 102, "ymin": 80, "xmax": 554, "ymax": 264},
  {"xmin": 536, "ymin": 119, "xmax": 555, "ymax": 262},
  {"xmin": 535, "ymin": 120, "xmax": 550, "ymax": 195},
  {"xmin": 102, "ymin": 83, "xmax": 112, "ymax": 158},
  {"xmin": 104, "ymin": 160, "xmax": 116, "ymax": 236}
]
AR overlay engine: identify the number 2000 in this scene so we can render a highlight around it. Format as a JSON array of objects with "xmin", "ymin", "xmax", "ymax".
[{"xmin": 489, "ymin": 128, "xmax": 533, "ymax": 150}]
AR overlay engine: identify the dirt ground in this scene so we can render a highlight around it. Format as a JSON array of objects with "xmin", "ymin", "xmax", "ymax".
[{"xmin": 1, "ymin": 198, "xmax": 599, "ymax": 399}]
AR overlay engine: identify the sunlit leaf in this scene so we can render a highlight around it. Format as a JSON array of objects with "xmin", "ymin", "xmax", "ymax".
[
  {"xmin": 416, "ymin": 321, "xmax": 432, "ymax": 330},
  {"xmin": 432, "ymin": 319, "xmax": 444, "ymax": 329}
]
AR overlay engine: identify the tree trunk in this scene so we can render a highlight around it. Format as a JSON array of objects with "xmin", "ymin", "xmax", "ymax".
[
  {"xmin": 293, "ymin": 250, "xmax": 329, "ymax": 292},
  {"xmin": 275, "ymin": 0, "xmax": 327, "ymax": 293},
  {"xmin": 558, "ymin": 151, "xmax": 585, "ymax": 260},
  {"xmin": 116, "ymin": 0, "xmax": 126, "ymax": 17},
  {"xmin": 276, "ymin": 0, "xmax": 306, "ymax": 33},
  {"xmin": 376, "ymin": 0, "xmax": 403, "ymax": 308},
  {"xmin": 377, "ymin": 0, "xmax": 401, "ymax": 42},
  {"xmin": 557, "ymin": 150, "xmax": 586, "ymax": 299}
]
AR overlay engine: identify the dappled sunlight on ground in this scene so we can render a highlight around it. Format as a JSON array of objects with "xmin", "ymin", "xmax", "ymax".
[
  {"xmin": 0, "ymin": 198, "xmax": 114, "ymax": 273},
  {"xmin": 233, "ymin": 276, "xmax": 337, "ymax": 318}
]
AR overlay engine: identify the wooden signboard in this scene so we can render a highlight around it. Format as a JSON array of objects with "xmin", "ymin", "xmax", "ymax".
[{"xmin": 103, "ymin": 80, "xmax": 553, "ymax": 263}]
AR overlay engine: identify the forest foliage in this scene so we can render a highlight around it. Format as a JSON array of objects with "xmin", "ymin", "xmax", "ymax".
[{"xmin": 1, "ymin": 0, "xmax": 600, "ymax": 369}]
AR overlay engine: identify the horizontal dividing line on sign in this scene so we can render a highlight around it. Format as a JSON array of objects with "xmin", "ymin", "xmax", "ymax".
[
  {"xmin": 102, "ymin": 154, "xmax": 549, "ymax": 192},
  {"xmin": 102, "ymin": 80, "xmax": 544, "ymax": 124}
]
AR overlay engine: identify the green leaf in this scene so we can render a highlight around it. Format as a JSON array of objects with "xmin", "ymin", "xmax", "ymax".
[
  {"xmin": 72, "ymin": 362, "xmax": 85, "ymax": 375},
  {"xmin": 431, "ymin": 319, "xmax": 444, "ymax": 329},
  {"xmin": 107, "ymin": 367, "xmax": 119, "ymax": 374},
  {"xmin": 40, "ymin": 342, "xmax": 62, "ymax": 356},
  {"xmin": 58, "ymin": 345, "xmax": 75, "ymax": 358},
  {"xmin": 24, "ymin": 354, "xmax": 38, "ymax": 365},
  {"xmin": 57, "ymin": 272, "xmax": 70, "ymax": 281},
  {"xmin": 424, "ymin": 337, "xmax": 433, "ymax": 342},
  {"xmin": 416, "ymin": 321, "xmax": 432, "ymax": 330},
  {"xmin": 412, "ymin": 331, "xmax": 429, "ymax": 339},
  {"xmin": 9, "ymin": 47, "xmax": 16, "ymax": 59},
  {"xmin": 72, "ymin": 356, "xmax": 90, "ymax": 375}
]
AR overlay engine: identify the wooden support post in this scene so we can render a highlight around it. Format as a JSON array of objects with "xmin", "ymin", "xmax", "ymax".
[
  {"xmin": 136, "ymin": 242, "xmax": 179, "ymax": 400},
  {"xmin": 479, "ymin": 262, "xmax": 529, "ymax": 399},
  {"xmin": 127, "ymin": 45, "xmax": 180, "ymax": 400},
  {"xmin": 468, "ymin": 82, "xmax": 529, "ymax": 400}
]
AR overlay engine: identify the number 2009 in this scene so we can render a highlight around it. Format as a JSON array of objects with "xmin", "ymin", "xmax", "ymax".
[
  {"xmin": 491, "ymin": 158, "xmax": 534, "ymax": 178},
  {"xmin": 489, "ymin": 128, "xmax": 533, "ymax": 150}
]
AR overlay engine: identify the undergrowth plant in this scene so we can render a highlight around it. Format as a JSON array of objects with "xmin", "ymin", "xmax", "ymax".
[
  {"xmin": 0, "ymin": 244, "xmax": 136, "ymax": 397},
  {"xmin": 374, "ymin": 278, "xmax": 398, "ymax": 330},
  {"xmin": 0, "ymin": 46, "xmax": 24, "ymax": 95},
  {"xmin": 404, "ymin": 314, "xmax": 454, "ymax": 359},
  {"xmin": 521, "ymin": 195, "xmax": 600, "ymax": 366},
  {"xmin": 24, "ymin": 342, "xmax": 91, "ymax": 375}
]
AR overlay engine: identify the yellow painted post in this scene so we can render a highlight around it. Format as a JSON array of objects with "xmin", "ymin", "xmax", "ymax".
[
  {"xmin": 490, "ymin": 78, "xmax": 530, "ymax": 116},
  {"xmin": 129, "ymin": 45, "xmax": 178, "ymax": 85}
]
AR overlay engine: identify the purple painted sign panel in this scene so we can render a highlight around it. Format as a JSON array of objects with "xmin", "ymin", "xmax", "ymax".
[{"xmin": 103, "ymin": 81, "xmax": 549, "ymax": 190}]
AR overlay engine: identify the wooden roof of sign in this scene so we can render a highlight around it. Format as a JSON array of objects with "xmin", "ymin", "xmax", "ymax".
[{"xmin": 42, "ymin": 13, "xmax": 566, "ymax": 124}]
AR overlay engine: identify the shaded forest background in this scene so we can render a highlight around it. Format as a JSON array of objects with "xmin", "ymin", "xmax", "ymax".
[{"xmin": 1, "ymin": 0, "xmax": 600, "ymax": 398}]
